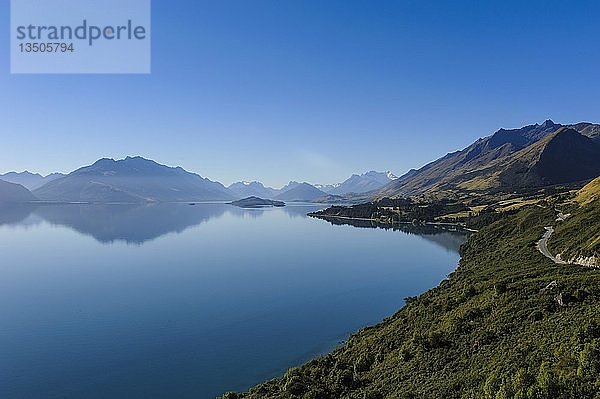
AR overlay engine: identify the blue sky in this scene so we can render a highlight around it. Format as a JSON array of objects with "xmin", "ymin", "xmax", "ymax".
[{"xmin": 1, "ymin": 0, "xmax": 600, "ymax": 187}]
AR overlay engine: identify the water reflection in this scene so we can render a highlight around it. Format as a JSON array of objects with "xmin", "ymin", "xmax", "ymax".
[
  {"xmin": 314, "ymin": 216, "xmax": 470, "ymax": 253},
  {"xmin": 0, "ymin": 203, "xmax": 329, "ymax": 245},
  {"xmin": 0, "ymin": 202, "xmax": 467, "ymax": 399},
  {"xmin": 0, "ymin": 203, "xmax": 38, "ymax": 226}
]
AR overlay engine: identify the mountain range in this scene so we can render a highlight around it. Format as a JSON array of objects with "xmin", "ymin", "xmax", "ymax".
[
  {"xmin": 228, "ymin": 181, "xmax": 279, "ymax": 199},
  {"xmin": 326, "ymin": 171, "xmax": 397, "ymax": 195},
  {"xmin": 378, "ymin": 120, "xmax": 600, "ymax": 198},
  {"xmin": 274, "ymin": 182, "xmax": 327, "ymax": 202},
  {"xmin": 1, "ymin": 158, "xmax": 391, "ymax": 204},
  {"xmin": 2, "ymin": 120, "xmax": 599, "ymax": 204},
  {"xmin": 226, "ymin": 171, "xmax": 398, "ymax": 201},
  {"xmin": 0, "ymin": 171, "xmax": 64, "ymax": 190},
  {"xmin": 227, "ymin": 181, "xmax": 327, "ymax": 202}
]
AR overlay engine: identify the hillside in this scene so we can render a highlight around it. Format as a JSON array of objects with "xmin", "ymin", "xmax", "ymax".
[
  {"xmin": 0, "ymin": 180, "xmax": 38, "ymax": 202},
  {"xmin": 575, "ymin": 176, "xmax": 600, "ymax": 206},
  {"xmin": 33, "ymin": 156, "xmax": 235, "ymax": 203},
  {"xmin": 274, "ymin": 183, "xmax": 326, "ymax": 202},
  {"xmin": 503, "ymin": 128, "xmax": 600, "ymax": 185},
  {"xmin": 379, "ymin": 120, "xmax": 600, "ymax": 198},
  {"xmin": 225, "ymin": 198, "xmax": 600, "ymax": 399},
  {"xmin": 457, "ymin": 128, "xmax": 600, "ymax": 191}
]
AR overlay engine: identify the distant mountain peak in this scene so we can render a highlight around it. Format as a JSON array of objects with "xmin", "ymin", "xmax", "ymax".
[
  {"xmin": 541, "ymin": 119, "xmax": 556, "ymax": 127},
  {"xmin": 2, "ymin": 170, "xmax": 43, "ymax": 178},
  {"xmin": 274, "ymin": 182, "xmax": 326, "ymax": 202},
  {"xmin": 122, "ymin": 156, "xmax": 159, "ymax": 164},
  {"xmin": 92, "ymin": 156, "xmax": 159, "ymax": 166},
  {"xmin": 1, "ymin": 170, "xmax": 65, "ymax": 191},
  {"xmin": 228, "ymin": 180, "xmax": 278, "ymax": 199},
  {"xmin": 94, "ymin": 157, "xmax": 115, "ymax": 163},
  {"xmin": 34, "ymin": 156, "xmax": 234, "ymax": 202},
  {"xmin": 324, "ymin": 170, "xmax": 399, "ymax": 195}
]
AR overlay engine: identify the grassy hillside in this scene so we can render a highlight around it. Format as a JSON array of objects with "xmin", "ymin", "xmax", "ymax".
[
  {"xmin": 223, "ymin": 202, "xmax": 600, "ymax": 399},
  {"xmin": 575, "ymin": 176, "xmax": 600, "ymax": 206},
  {"xmin": 549, "ymin": 178, "xmax": 600, "ymax": 263}
]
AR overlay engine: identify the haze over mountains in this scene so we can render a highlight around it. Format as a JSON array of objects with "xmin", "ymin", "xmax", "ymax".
[
  {"xmin": 228, "ymin": 181, "xmax": 279, "ymax": 199},
  {"xmin": 2, "ymin": 120, "xmax": 600, "ymax": 204},
  {"xmin": 227, "ymin": 171, "xmax": 398, "ymax": 201},
  {"xmin": 0, "ymin": 171, "xmax": 64, "ymax": 190},
  {"xmin": 0, "ymin": 180, "xmax": 38, "ymax": 202},
  {"xmin": 0, "ymin": 158, "xmax": 397, "ymax": 204},
  {"xmin": 326, "ymin": 171, "xmax": 398, "ymax": 195},
  {"xmin": 274, "ymin": 183, "xmax": 327, "ymax": 202},
  {"xmin": 227, "ymin": 180, "xmax": 327, "ymax": 202}
]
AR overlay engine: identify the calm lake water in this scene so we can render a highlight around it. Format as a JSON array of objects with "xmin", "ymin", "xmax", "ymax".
[{"xmin": 0, "ymin": 203, "xmax": 466, "ymax": 399}]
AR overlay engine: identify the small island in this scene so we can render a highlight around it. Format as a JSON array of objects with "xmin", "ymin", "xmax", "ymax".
[{"xmin": 229, "ymin": 196, "xmax": 285, "ymax": 208}]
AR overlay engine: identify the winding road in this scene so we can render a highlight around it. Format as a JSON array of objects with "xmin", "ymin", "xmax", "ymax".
[
  {"xmin": 536, "ymin": 209, "xmax": 572, "ymax": 264},
  {"xmin": 536, "ymin": 226, "xmax": 566, "ymax": 264}
]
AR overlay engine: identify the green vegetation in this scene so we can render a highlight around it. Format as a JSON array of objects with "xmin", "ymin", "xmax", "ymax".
[
  {"xmin": 223, "ymin": 198, "xmax": 600, "ymax": 399},
  {"xmin": 549, "ymin": 181, "xmax": 600, "ymax": 263},
  {"xmin": 308, "ymin": 197, "xmax": 511, "ymax": 230},
  {"xmin": 309, "ymin": 198, "xmax": 469, "ymax": 223}
]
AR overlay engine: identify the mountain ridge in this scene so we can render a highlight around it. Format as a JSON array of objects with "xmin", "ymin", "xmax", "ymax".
[
  {"xmin": 228, "ymin": 181, "xmax": 279, "ymax": 199},
  {"xmin": 274, "ymin": 182, "xmax": 327, "ymax": 202},
  {"xmin": 33, "ymin": 156, "xmax": 235, "ymax": 203},
  {"xmin": 328, "ymin": 170, "xmax": 398, "ymax": 195},
  {"xmin": 5, "ymin": 120, "xmax": 599, "ymax": 203},
  {"xmin": 378, "ymin": 120, "xmax": 600, "ymax": 198},
  {"xmin": 0, "ymin": 171, "xmax": 65, "ymax": 190}
]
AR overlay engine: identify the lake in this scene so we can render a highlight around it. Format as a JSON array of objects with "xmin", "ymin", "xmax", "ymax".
[{"xmin": 0, "ymin": 203, "xmax": 467, "ymax": 399}]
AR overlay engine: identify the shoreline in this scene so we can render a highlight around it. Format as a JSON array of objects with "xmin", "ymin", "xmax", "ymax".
[{"xmin": 308, "ymin": 213, "xmax": 478, "ymax": 232}]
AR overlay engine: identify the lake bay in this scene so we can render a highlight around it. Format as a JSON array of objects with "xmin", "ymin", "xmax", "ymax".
[{"xmin": 0, "ymin": 203, "xmax": 466, "ymax": 399}]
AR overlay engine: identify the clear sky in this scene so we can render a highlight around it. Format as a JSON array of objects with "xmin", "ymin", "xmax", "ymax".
[{"xmin": 1, "ymin": 0, "xmax": 600, "ymax": 187}]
